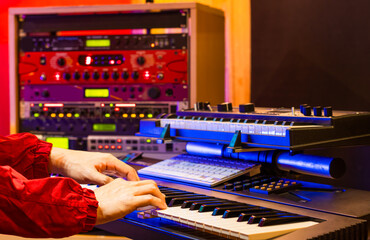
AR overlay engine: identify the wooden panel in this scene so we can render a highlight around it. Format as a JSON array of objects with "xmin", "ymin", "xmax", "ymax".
[{"xmin": 156, "ymin": 0, "xmax": 252, "ymax": 105}]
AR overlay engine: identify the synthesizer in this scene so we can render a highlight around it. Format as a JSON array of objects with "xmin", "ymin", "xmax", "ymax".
[{"xmin": 137, "ymin": 102, "xmax": 370, "ymax": 150}]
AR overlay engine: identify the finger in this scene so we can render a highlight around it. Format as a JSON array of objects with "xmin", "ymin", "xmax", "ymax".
[
  {"xmin": 133, "ymin": 183, "xmax": 166, "ymax": 203},
  {"xmin": 134, "ymin": 194, "xmax": 167, "ymax": 210},
  {"xmin": 105, "ymin": 156, "xmax": 140, "ymax": 181},
  {"xmin": 90, "ymin": 171, "xmax": 114, "ymax": 186}
]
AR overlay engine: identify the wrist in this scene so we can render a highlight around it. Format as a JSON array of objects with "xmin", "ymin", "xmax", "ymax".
[{"xmin": 48, "ymin": 147, "xmax": 67, "ymax": 175}]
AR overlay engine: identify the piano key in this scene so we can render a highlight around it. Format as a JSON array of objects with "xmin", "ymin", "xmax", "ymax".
[
  {"xmin": 222, "ymin": 207, "xmax": 269, "ymax": 218},
  {"xmin": 199, "ymin": 203, "xmax": 243, "ymax": 212},
  {"xmin": 233, "ymin": 184, "xmax": 243, "ymax": 191},
  {"xmin": 160, "ymin": 189, "xmax": 188, "ymax": 194},
  {"xmin": 168, "ymin": 195, "xmax": 209, "ymax": 207},
  {"xmin": 165, "ymin": 193, "xmax": 202, "ymax": 204},
  {"xmin": 224, "ymin": 183, "xmax": 234, "ymax": 189},
  {"xmin": 247, "ymin": 212, "xmax": 289, "ymax": 224},
  {"xmin": 258, "ymin": 215, "xmax": 313, "ymax": 227},
  {"xmin": 237, "ymin": 210, "xmax": 280, "ymax": 222},
  {"xmin": 190, "ymin": 200, "xmax": 228, "ymax": 210},
  {"xmin": 181, "ymin": 198, "xmax": 217, "ymax": 208},
  {"xmin": 212, "ymin": 205, "xmax": 255, "ymax": 216}
]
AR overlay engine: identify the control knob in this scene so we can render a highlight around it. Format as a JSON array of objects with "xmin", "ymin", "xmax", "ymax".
[
  {"xmin": 324, "ymin": 106, "xmax": 333, "ymax": 117},
  {"xmin": 63, "ymin": 72, "xmax": 71, "ymax": 80},
  {"xmin": 217, "ymin": 102, "xmax": 233, "ymax": 112},
  {"xmin": 92, "ymin": 71, "xmax": 100, "ymax": 80},
  {"xmin": 148, "ymin": 87, "xmax": 161, "ymax": 99},
  {"xmin": 239, "ymin": 103, "xmax": 255, "ymax": 113},
  {"xmin": 102, "ymin": 71, "xmax": 109, "ymax": 80},
  {"xmin": 157, "ymin": 73, "xmax": 164, "ymax": 80},
  {"xmin": 41, "ymin": 90, "xmax": 50, "ymax": 98},
  {"xmin": 40, "ymin": 74, "xmax": 47, "ymax": 81},
  {"xmin": 82, "ymin": 72, "xmax": 90, "ymax": 80},
  {"xmin": 165, "ymin": 88, "xmax": 173, "ymax": 97},
  {"xmin": 112, "ymin": 71, "xmax": 119, "ymax": 80},
  {"xmin": 302, "ymin": 106, "xmax": 312, "ymax": 116},
  {"xmin": 57, "ymin": 57, "xmax": 66, "ymax": 67},
  {"xmin": 136, "ymin": 56, "xmax": 145, "ymax": 66},
  {"xmin": 132, "ymin": 71, "xmax": 139, "ymax": 80},
  {"xmin": 73, "ymin": 72, "xmax": 80, "ymax": 80},
  {"xmin": 122, "ymin": 71, "xmax": 129, "ymax": 80},
  {"xmin": 313, "ymin": 106, "xmax": 322, "ymax": 116}
]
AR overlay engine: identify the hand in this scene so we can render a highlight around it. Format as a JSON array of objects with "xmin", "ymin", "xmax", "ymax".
[
  {"xmin": 48, "ymin": 147, "xmax": 139, "ymax": 185},
  {"xmin": 93, "ymin": 178, "xmax": 167, "ymax": 225}
]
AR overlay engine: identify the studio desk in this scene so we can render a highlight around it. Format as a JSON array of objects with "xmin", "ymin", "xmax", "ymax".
[{"xmin": 96, "ymin": 104, "xmax": 370, "ymax": 240}]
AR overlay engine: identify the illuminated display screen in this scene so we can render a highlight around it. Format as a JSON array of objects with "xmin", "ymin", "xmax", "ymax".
[
  {"xmin": 93, "ymin": 123, "xmax": 116, "ymax": 132},
  {"xmin": 86, "ymin": 39, "xmax": 111, "ymax": 47},
  {"xmin": 45, "ymin": 137, "xmax": 69, "ymax": 149},
  {"xmin": 78, "ymin": 54, "xmax": 124, "ymax": 66},
  {"xmin": 84, "ymin": 88, "xmax": 109, "ymax": 98}
]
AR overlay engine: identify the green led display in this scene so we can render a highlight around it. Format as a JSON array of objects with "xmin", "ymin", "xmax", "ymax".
[
  {"xmin": 84, "ymin": 88, "xmax": 109, "ymax": 98},
  {"xmin": 45, "ymin": 137, "xmax": 69, "ymax": 149},
  {"xmin": 86, "ymin": 39, "xmax": 111, "ymax": 47},
  {"xmin": 93, "ymin": 123, "xmax": 116, "ymax": 132}
]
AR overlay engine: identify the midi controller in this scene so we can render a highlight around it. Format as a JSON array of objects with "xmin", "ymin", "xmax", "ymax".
[{"xmin": 138, "ymin": 102, "xmax": 370, "ymax": 151}]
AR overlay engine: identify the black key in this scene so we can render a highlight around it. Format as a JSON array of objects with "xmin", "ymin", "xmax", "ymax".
[
  {"xmin": 165, "ymin": 192, "xmax": 196, "ymax": 197},
  {"xmin": 199, "ymin": 203, "xmax": 241, "ymax": 212},
  {"xmin": 182, "ymin": 198, "xmax": 216, "ymax": 208},
  {"xmin": 224, "ymin": 183, "xmax": 234, "ymax": 189},
  {"xmin": 233, "ymin": 181, "xmax": 242, "ymax": 185},
  {"xmin": 237, "ymin": 210, "xmax": 277, "ymax": 222},
  {"xmin": 168, "ymin": 195, "xmax": 208, "ymax": 207},
  {"xmin": 223, "ymin": 207, "xmax": 266, "ymax": 218},
  {"xmin": 247, "ymin": 213, "xmax": 288, "ymax": 224},
  {"xmin": 212, "ymin": 205, "xmax": 253, "ymax": 216},
  {"xmin": 233, "ymin": 185, "xmax": 243, "ymax": 191},
  {"xmin": 190, "ymin": 200, "xmax": 227, "ymax": 210},
  {"xmin": 161, "ymin": 190, "xmax": 188, "ymax": 195},
  {"xmin": 258, "ymin": 216, "xmax": 312, "ymax": 227},
  {"xmin": 165, "ymin": 193, "xmax": 199, "ymax": 204}
]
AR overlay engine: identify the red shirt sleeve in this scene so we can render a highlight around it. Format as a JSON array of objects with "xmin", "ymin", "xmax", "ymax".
[
  {"xmin": 0, "ymin": 133, "xmax": 51, "ymax": 179},
  {"xmin": 0, "ymin": 133, "xmax": 98, "ymax": 237},
  {"xmin": 0, "ymin": 166, "xmax": 98, "ymax": 238}
]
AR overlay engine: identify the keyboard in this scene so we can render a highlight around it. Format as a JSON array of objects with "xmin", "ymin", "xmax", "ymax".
[
  {"xmin": 138, "ymin": 154, "xmax": 260, "ymax": 187},
  {"xmin": 143, "ymin": 186, "xmax": 318, "ymax": 240}
]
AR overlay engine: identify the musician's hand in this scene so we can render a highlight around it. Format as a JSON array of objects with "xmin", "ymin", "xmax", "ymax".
[
  {"xmin": 93, "ymin": 178, "xmax": 167, "ymax": 225},
  {"xmin": 48, "ymin": 147, "xmax": 139, "ymax": 185}
]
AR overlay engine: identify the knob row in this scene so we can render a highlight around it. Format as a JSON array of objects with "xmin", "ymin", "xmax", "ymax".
[
  {"xmin": 300, "ymin": 104, "xmax": 332, "ymax": 117},
  {"xmin": 42, "ymin": 71, "xmax": 165, "ymax": 81}
]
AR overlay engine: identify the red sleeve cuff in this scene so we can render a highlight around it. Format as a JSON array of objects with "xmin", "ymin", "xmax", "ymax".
[
  {"xmin": 80, "ymin": 188, "xmax": 99, "ymax": 232},
  {"xmin": 32, "ymin": 139, "xmax": 53, "ymax": 179}
]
